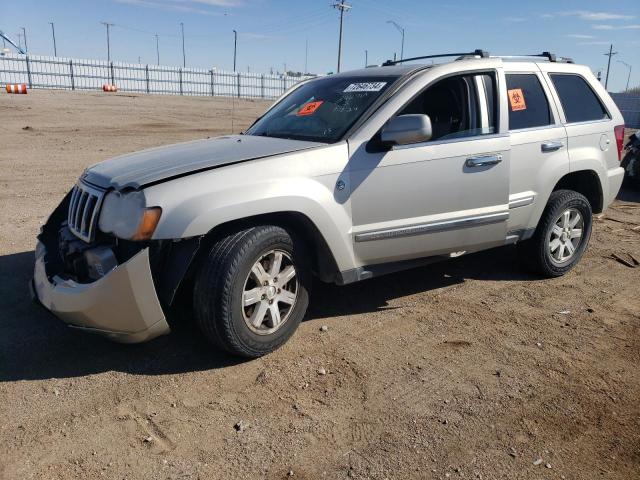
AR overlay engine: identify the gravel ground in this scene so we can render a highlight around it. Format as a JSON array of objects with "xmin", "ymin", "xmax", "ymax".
[{"xmin": 0, "ymin": 90, "xmax": 639, "ymax": 480}]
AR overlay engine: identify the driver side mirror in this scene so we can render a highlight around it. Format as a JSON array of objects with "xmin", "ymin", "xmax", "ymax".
[{"xmin": 380, "ymin": 114, "xmax": 433, "ymax": 146}]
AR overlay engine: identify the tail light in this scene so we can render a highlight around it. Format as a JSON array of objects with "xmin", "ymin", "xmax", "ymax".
[{"xmin": 614, "ymin": 125, "xmax": 625, "ymax": 161}]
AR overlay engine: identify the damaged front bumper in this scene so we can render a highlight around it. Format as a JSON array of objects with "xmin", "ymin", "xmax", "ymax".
[{"xmin": 32, "ymin": 233, "xmax": 171, "ymax": 344}]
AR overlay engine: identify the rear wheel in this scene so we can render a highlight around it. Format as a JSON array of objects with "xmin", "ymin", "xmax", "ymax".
[
  {"xmin": 518, "ymin": 190, "xmax": 592, "ymax": 277},
  {"xmin": 193, "ymin": 225, "xmax": 310, "ymax": 358}
]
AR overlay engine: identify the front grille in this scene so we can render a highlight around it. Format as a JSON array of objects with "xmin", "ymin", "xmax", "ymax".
[{"xmin": 67, "ymin": 182, "xmax": 105, "ymax": 243}]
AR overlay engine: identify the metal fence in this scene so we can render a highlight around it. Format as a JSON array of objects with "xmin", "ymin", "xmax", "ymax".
[
  {"xmin": 0, "ymin": 54, "xmax": 313, "ymax": 99},
  {"xmin": 610, "ymin": 93, "xmax": 640, "ymax": 129}
]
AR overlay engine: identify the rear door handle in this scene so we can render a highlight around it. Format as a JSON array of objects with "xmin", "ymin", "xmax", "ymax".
[
  {"xmin": 465, "ymin": 154, "xmax": 503, "ymax": 168},
  {"xmin": 541, "ymin": 141, "xmax": 564, "ymax": 152}
]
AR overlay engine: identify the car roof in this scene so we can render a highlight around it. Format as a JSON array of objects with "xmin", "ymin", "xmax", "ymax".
[{"xmin": 329, "ymin": 64, "xmax": 428, "ymax": 78}]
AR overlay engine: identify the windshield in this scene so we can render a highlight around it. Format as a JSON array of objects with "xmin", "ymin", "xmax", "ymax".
[{"xmin": 246, "ymin": 75, "xmax": 400, "ymax": 143}]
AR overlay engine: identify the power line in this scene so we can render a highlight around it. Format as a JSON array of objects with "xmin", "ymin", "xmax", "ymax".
[
  {"xmin": 100, "ymin": 22, "xmax": 114, "ymax": 62},
  {"xmin": 603, "ymin": 44, "xmax": 618, "ymax": 90},
  {"xmin": 333, "ymin": 1, "xmax": 351, "ymax": 73}
]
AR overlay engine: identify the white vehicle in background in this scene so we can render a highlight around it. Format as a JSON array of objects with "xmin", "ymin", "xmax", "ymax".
[{"xmin": 32, "ymin": 50, "xmax": 626, "ymax": 357}]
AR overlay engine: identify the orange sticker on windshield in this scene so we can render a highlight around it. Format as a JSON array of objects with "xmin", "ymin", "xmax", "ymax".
[
  {"xmin": 508, "ymin": 88, "xmax": 527, "ymax": 111},
  {"xmin": 297, "ymin": 100, "xmax": 324, "ymax": 116}
]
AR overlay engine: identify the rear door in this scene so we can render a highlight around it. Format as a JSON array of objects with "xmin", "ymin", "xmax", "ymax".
[
  {"xmin": 504, "ymin": 64, "xmax": 569, "ymax": 237},
  {"xmin": 544, "ymin": 68, "xmax": 617, "ymax": 170}
]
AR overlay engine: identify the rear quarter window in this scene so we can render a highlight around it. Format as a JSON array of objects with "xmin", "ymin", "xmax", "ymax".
[
  {"xmin": 550, "ymin": 74, "xmax": 609, "ymax": 123},
  {"xmin": 505, "ymin": 74, "xmax": 552, "ymax": 130}
]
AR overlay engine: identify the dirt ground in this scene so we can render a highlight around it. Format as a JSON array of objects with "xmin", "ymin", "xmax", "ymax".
[{"xmin": 0, "ymin": 90, "xmax": 638, "ymax": 480}]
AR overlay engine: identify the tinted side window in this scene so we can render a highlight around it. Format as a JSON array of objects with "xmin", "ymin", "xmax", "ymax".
[
  {"xmin": 550, "ymin": 74, "xmax": 609, "ymax": 123},
  {"xmin": 399, "ymin": 72, "xmax": 496, "ymax": 141},
  {"xmin": 506, "ymin": 74, "xmax": 552, "ymax": 130}
]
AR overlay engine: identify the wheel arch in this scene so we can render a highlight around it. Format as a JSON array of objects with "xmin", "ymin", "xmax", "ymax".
[
  {"xmin": 200, "ymin": 211, "xmax": 341, "ymax": 283},
  {"xmin": 552, "ymin": 169, "xmax": 604, "ymax": 214},
  {"xmin": 156, "ymin": 211, "xmax": 341, "ymax": 309}
]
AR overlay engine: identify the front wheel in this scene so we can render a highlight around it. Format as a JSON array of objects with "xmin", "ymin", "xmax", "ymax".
[
  {"xmin": 193, "ymin": 225, "xmax": 310, "ymax": 358},
  {"xmin": 518, "ymin": 190, "xmax": 593, "ymax": 277}
]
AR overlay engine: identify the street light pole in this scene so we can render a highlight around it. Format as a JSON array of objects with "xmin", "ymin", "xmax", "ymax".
[
  {"xmin": 49, "ymin": 22, "xmax": 57, "ymax": 56},
  {"xmin": 21, "ymin": 27, "xmax": 28, "ymax": 53},
  {"xmin": 180, "ymin": 22, "xmax": 186, "ymax": 67},
  {"xmin": 233, "ymin": 29, "xmax": 237, "ymax": 71},
  {"xmin": 155, "ymin": 34, "xmax": 160, "ymax": 65},
  {"xmin": 617, "ymin": 60, "xmax": 632, "ymax": 92},
  {"xmin": 100, "ymin": 22, "xmax": 114, "ymax": 62},
  {"xmin": 365, "ymin": 49, "xmax": 368, "ymax": 67},
  {"xmin": 386, "ymin": 20, "xmax": 404, "ymax": 60}
]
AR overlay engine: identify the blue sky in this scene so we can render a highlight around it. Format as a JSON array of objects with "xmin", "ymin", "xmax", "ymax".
[{"xmin": 2, "ymin": 0, "xmax": 639, "ymax": 91}]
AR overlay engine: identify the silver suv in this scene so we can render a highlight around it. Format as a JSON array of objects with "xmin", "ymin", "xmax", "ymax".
[{"xmin": 32, "ymin": 51, "xmax": 626, "ymax": 357}]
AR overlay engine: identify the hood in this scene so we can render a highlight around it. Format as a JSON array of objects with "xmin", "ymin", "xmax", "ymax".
[{"xmin": 82, "ymin": 135, "xmax": 325, "ymax": 190}]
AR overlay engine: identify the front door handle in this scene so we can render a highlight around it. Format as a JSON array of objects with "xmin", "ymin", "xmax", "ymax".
[
  {"xmin": 541, "ymin": 141, "xmax": 564, "ymax": 152},
  {"xmin": 465, "ymin": 154, "xmax": 503, "ymax": 168}
]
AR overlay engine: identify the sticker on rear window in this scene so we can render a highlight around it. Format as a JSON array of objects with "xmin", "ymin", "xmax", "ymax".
[
  {"xmin": 343, "ymin": 82, "xmax": 387, "ymax": 93},
  {"xmin": 297, "ymin": 100, "xmax": 324, "ymax": 116},
  {"xmin": 508, "ymin": 88, "xmax": 527, "ymax": 111}
]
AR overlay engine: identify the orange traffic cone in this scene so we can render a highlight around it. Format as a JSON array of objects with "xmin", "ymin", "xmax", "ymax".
[{"xmin": 6, "ymin": 84, "xmax": 28, "ymax": 94}]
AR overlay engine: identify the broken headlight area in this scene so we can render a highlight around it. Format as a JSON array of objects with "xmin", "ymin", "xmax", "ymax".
[{"xmin": 39, "ymin": 192, "xmax": 152, "ymax": 284}]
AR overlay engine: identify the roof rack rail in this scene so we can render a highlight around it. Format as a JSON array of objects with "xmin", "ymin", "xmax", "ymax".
[
  {"xmin": 382, "ymin": 49, "xmax": 489, "ymax": 66},
  {"xmin": 495, "ymin": 52, "xmax": 574, "ymax": 64}
]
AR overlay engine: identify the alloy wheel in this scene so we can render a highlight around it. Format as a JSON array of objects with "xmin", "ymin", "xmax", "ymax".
[{"xmin": 241, "ymin": 249, "xmax": 298, "ymax": 335}]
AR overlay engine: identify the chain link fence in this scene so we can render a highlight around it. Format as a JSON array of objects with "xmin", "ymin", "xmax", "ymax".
[{"xmin": 0, "ymin": 54, "xmax": 314, "ymax": 99}]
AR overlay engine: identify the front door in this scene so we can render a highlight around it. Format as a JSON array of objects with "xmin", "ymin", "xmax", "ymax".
[{"xmin": 348, "ymin": 71, "xmax": 510, "ymax": 266}]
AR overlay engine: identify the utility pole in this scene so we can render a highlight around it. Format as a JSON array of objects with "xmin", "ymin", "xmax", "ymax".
[
  {"xmin": 21, "ymin": 27, "xmax": 27, "ymax": 53},
  {"xmin": 617, "ymin": 60, "xmax": 632, "ymax": 92},
  {"xmin": 155, "ymin": 34, "xmax": 159, "ymax": 65},
  {"xmin": 233, "ymin": 29, "xmax": 237, "ymax": 71},
  {"xmin": 365, "ymin": 49, "xmax": 368, "ymax": 67},
  {"xmin": 180, "ymin": 22, "xmax": 186, "ymax": 67},
  {"xmin": 386, "ymin": 20, "xmax": 404, "ymax": 60},
  {"xmin": 603, "ymin": 44, "xmax": 618, "ymax": 90},
  {"xmin": 49, "ymin": 22, "xmax": 57, "ymax": 56},
  {"xmin": 333, "ymin": 1, "xmax": 351, "ymax": 73},
  {"xmin": 100, "ymin": 22, "xmax": 114, "ymax": 62}
]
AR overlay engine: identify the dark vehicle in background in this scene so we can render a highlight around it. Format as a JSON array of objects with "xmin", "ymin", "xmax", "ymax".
[{"xmin": 622, "ymin": 130, "xmax": 640, "ymax": 186}]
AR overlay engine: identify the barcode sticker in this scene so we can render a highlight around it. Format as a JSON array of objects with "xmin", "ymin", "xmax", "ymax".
[{"xmin": 344, "ymin": 82, "xmax": 387, "ymax": 93}]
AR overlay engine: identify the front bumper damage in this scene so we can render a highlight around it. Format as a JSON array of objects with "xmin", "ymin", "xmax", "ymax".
[
  {"xmin": 32, "ymin": 242, "xmax": 170, "ymax": 343},
  {"xmin": 31, "ymin": 193, "xmax": 170, "ymax": 343}
]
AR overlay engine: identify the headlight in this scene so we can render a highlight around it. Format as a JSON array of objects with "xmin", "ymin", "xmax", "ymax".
[{"xmin": 98, "ymin": 190, "xmax": 162, "ymax": 241}]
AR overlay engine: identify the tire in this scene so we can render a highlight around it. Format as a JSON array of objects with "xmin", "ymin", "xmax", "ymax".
[
  {"xmin": 518, "ymin": 190, "xmax": 593, "ymax": 277},
  {"xmin": 193, "ymin": 225, "xmax": 311, "ymax": 358}
]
